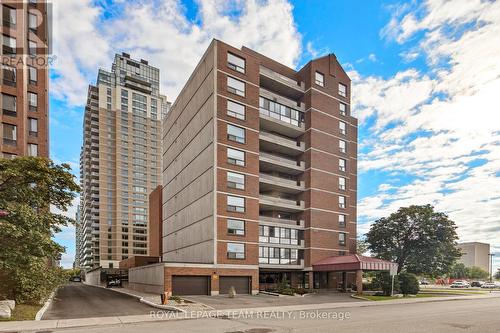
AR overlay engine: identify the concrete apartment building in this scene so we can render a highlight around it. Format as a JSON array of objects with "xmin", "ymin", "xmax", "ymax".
[
  {"xmin": 457, "ymin": 242, "xmax": 490, "ymax": 272},
  {"xmin": 151, "ymin": 39, "xmax": 357, "ymax": 295},
  {"xmin": 1, "ymin": 0, "xmax": 49, "ymax": 158},
  {"xmin": 77, "ymin": 53, "xmax": 169, "ymax": 269}
]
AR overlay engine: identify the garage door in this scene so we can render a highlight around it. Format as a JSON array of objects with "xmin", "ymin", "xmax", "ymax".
[
  {"xmin": 172, "ymin": 276, "xmax": 210, "ymax": 295},
  {"xmin": 220, "ymin": 276, "xmax": 250, "ymax": 294}
]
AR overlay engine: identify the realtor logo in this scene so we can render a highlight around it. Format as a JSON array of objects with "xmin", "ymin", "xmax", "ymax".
[{"xmin": 1, "ymin": 1, "xmax": 54, "ymax": 68}]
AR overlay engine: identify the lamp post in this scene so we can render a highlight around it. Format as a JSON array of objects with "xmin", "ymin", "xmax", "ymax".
[{"xmin": 489, "ymin": 253, "xmax": 495, "ymax": 283}]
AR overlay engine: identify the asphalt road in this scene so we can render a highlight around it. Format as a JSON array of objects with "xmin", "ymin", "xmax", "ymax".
[
  {"xmin": 58, "ymin": 296, "xmax": 500, "ymax": 333},
  {"xmin": 42, "ymin": 283, "xmax": 153, "ymax": 319}
]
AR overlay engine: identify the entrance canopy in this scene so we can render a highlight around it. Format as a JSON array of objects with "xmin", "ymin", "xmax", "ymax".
[{"xmin": 313, "ymin": 254, "xmax": 398, "ymax": 274}]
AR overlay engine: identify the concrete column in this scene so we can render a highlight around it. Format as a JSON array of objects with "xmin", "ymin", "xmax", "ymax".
[
  {"xmin": 356, "ymin": 269, "xmax": 363, "ymax": 295},
  {"xmin": 164, "ymin": 271, "xmax": 172, "ymax": 297},
  {"xmin": 210, "ymin": 272, "xmax": 219, "ymax": 296},
  {"xmin": 308, "ymin": 271, "xmax": 314, "ymax": 290},
  {"xmin": 342, "ymin": 272, "xmax": 347, "ymax": 292}
]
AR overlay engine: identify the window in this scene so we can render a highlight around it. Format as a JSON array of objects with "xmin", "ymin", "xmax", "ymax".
[
  {"xmin": 2, "ymin": 34, "xmax": 16, "ymax": 55},
  {"xmin": 227, "ymin": 76, "xmax": 245, "ymax": 96},
  {"xmin": 27, "ymin": 143, "xmax": 38, "ymax": 156},
  {"xmin": 339, "ymin": 158, "xmax": 346, "ymax": 172},
  {"xmin": 227, "ymin": 171, "xmax": 245, "ymax": 190},
  {"xmin": 227, "ymin": 195, "xmax": 245, "ymax": 213},
  {"xmin": 28, "ymin": 118, "xmax": 38, "ymax": 136},
  {"xmin": 227, "ymin": 242, "xmax": 245, "ymax": 259},
  {"xmin": 339, "ymin": 177, "xmax": 346, "ymax": 191},
  {"xmin": 339, "ymin": 233, "xmax": 346, "ymax": 246},
  {"xmin": 339, "ymin": 102, "xmax": 347, "ymax": 116},
  {"xmin": 28, "ymin": 92, "xmax": 37, "ymax": 111},
  {"xmin": 339, "ymin": 196, "xmax": 346, "ymax": 209},
  {"xmin": 227, "ymin": 124, "xmax": 245, "ymax": 143},
  {"xmin": 2, "ymin": 123, "xmax": 16, "ymax": 146},
  {"xmin": 2, "ymin": 6, "xmax": 16, "ymax": 28},
  {"xmin": 339, "ymin": 214, "xmax": 346, "ymax": 227},
  {"xmin": 227, "ymin": 100, "xmax": 245, "ymax": 120},
  {"xmin": 339, "ymin": 121, "xmax": 346, "ymax": 135},
  {"xmin": 28, "ymin": 40, "xmax": 36, "ymax": 57},
  {"xmin": 28, "ymin": 66, "xmax": 37, "ymax": 85},
  {"xmin": 227, "ymin": 147, "xmax": 245, "ymax": 166},
  {"xmin": 259, "ymin": 96, "xmax": 304, "ymax": 127},
  {"xmin": 339, "ymin": 140, "xmax": 346, "ymax": 153},
  {"xmin": 2, "ymin": 64, "xmax": 16, "ymax": 87},
  {"xmin": 227, "ymin": 53, "xmax": 245, "ymax": 73},
  {"xmin": 315, "ymin": 71, "xmax": 324, "ymax": 87},
  {"xmin": 2, "ymin": 93, "xmax": 16, "ymax": 117},
  {"xmin": 227, "ymin": 219, "xmax": 245, "ymax": 235},
  {"xmin": 28, "ymin": 12, "xmax": 37, "ymax": 32},
  {"xmin": 339, "ymin": 83, "xmax": 347, "ymax": 97}
]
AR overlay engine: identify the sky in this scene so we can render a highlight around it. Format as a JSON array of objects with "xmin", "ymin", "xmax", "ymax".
[{"xmin": 50, "ymin": 0, "xmax": 500, "ymax": 273}]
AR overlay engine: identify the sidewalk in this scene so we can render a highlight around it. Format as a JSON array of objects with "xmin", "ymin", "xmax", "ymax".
[{"xmin": 1, "ymin": 292, "xmax": 498, "ymax": 332}]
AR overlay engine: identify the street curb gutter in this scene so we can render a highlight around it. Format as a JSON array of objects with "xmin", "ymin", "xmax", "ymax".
[
  {"xmin": 35, "ymin": 290, "xmax": 56, "ymax": 321},
  {"xmin": 1, "ymin": 292, "xmax": 498, "ymax": 332}
]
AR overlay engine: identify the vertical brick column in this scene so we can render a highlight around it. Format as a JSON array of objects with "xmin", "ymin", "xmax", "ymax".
[{"xmin": 356, "ymin": 269, "xmax": 363, "ymax": 295}]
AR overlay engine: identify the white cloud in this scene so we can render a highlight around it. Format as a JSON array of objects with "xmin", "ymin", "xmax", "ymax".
[
  {"xmin": 356, "ymin": 0, "xmax": 500, "ymax": 272},
  {"xmin": 51, "ymin": 0, "xmax": 301, "ymax": 106}
]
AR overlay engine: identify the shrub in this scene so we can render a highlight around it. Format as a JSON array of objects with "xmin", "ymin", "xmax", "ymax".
[
  {"xmin": 295, "ymin": 288, "xmax": 308, "ymax": 295},
  {"xmin": 169, "ymin": 295, "xmax": 182, "ymax": 303},
  {"xmin": 372, "ymin": 272, "xmax": 399, "ymax": 296},
  {"xmin": 276, "ymin": 277, "xmax": 294, "ymax": 295},
  {"xmin": 399, "ymin": 272, "xmax": 420, "ymax": 295}
]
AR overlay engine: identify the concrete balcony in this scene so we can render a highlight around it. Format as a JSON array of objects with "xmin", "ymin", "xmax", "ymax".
[
  {"xmin": 259, "ymin": 215, "xmax": 305, "ymax": 228},
  {"xmin": 259, "ymin": 131, "xmax": 305, "ymax": 156},
  {"xmin": 259, "ymin": 66, "xmax": 304, "ymax": 100},
  {"xmin": 259, "ymin": 194, "xmax": 305, "ymax": 212},
  {"xmin": 259, "ymin": 110, "xmax": 305, "ymax": 139},
  {"xmin": 259, "ymin": 258, "xmax": 304, "ymax": 270},
  {"xmin": 260, "ymin": 88, "xmax": 305, "ymax": 112},
  {"xmin": 259, "ymin": 173, "xmax": 305, "ymax": 194},
  {"xmin": 259, "ymin": 151, "xmax": 305, "ymax": 175}
]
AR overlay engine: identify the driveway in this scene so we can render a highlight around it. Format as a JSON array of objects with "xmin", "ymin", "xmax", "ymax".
[
  {"xmin": 184, "ymin": 291, "xmax": 362, "ymax": 310},
  {"xmin": 42, "ymin": 283, "xmax": 153, "ymax": 319}
]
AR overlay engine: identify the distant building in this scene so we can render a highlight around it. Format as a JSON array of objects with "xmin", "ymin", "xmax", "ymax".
[
  {"xmin": 77, "ymin": 53, "xmax": 169, "ymax": 270},
  {"xmin": 74, "ymin": 206, "xmax": 82, "ymax": 269},
  {"xmin": 457, "ymin": 242, "xmax": 490, "ymax": 272}
]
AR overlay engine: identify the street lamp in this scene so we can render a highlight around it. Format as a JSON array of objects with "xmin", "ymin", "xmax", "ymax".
[{"xmin": 488, "ymin": 253, "xmax": 495, "ymax": 283}]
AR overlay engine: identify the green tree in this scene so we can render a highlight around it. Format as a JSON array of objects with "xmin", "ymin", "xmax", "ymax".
[
  {"xmin": 366, "ymin": 205, "xmax": 461, "ymax": 276},
  {"xmin": 449, "ymin": 263, "xmax": 468, "ymax": 279},
  {"xmin": 398, "ymin": 272, "xmax": 420, "ymax": 295},
  {"xmin": 0, "ymin": 157, "xmax": 79, "ymax": 303},
  {"xmin": 371, "ymin": 272, "xmax": 399, "ymax": 296},
  {"xmin": 466, "ymin": 266, "xmax": 489, "ymax": 280},
  {"xmin": 356, "ymin": 237, "xmax": 369, "ymax": 255},
  {"xmin": 495, "ymin": 269, "xmax": 500, "ymax": 280}
]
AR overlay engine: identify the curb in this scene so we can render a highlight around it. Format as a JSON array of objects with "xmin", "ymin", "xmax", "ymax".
[
  {"xmin": 1, "ymin": 293, "xmax": 499, "ymax": 332},
  {"xmin": 35, "ymin": 290, "xmax": 56, "ymax": 321}
]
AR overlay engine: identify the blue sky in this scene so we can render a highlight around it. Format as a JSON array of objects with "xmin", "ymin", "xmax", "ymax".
[{"xmin": 50, "ymin": 0, "xmax": 500, "ymax": 273}]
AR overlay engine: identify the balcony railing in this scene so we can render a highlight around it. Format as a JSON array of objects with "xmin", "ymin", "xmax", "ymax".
[
  {"xmin": 259, "ymin": 258, "xmax": 304, "ymax": 268},
  {"xmin": 260, "ymin": 66, "xmax": 305, "ymax": 92},
  {"xmin": 259, "ymin": 215, "xmax": 304, "ymax": 227},
  {"xmin": 259, "ymin": 173, "xmax": 305, "ymax": 191},
  {"xmin": 259, "ymin": 152, "xmax": 305, "ymax": 172},
  {"xmin": 259, "ymin": 194, "xmax": 305, "ymax": 210},
  {"xmin": 259, "ymin": 131, "xmax": 305, "ymax": 155}
]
